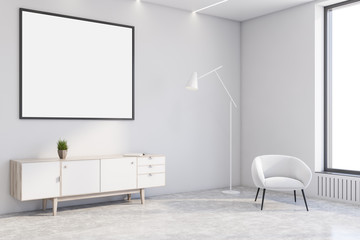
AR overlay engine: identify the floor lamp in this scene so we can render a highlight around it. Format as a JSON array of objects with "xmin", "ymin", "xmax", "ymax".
[{"xmin": 186, "ymin": 66, "xmax": 239, "ymax": 195}]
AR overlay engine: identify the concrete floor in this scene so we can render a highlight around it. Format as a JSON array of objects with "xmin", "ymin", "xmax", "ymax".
[{"xmin": 1, "ymin": 187, "xmax": 360, "ymax": 240}]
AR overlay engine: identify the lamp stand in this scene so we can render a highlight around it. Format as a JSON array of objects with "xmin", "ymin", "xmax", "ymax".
[
  {"xmin": 186, "ymin": 66, "xmax": 240, "ymax": 195},
  {"xmin": 222, "ymin": 100, "xmax": 240, "ymax": 195}
]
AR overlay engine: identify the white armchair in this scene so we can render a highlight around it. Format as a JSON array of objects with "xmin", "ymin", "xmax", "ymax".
[{"xmin": 251, "ymin": 155, "xmax": 312, "ymax": 211}]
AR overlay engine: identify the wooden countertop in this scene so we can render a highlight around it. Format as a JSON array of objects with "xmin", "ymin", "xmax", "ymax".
[{"xmin": 11, "ymin": 154, "xmax": 165, "ymax": 163}]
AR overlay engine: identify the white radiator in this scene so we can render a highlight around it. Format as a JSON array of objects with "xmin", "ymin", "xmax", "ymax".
[{"xmin": 316, "ymin": 173, "xmax": 360, "ymax": 203}]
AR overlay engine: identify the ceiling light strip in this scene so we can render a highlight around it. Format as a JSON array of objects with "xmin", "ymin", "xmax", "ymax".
[{"xmin": 193, "ymin": 0, "xmax": 228, "ymax": 13}]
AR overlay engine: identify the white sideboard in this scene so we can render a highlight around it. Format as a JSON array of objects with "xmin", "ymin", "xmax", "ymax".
[{"xmin": 10, "ymin": 155, "xmax": 165, "ymax": 216}]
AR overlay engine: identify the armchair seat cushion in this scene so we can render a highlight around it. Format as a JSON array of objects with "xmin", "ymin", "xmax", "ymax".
[{"xmin": 265, "ymin": 177, "xmax": 304, "ymax": 190}]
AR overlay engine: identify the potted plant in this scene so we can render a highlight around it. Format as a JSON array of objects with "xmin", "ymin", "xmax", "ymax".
[{"xmin": 57, "ymin": 139, "xmax": 68, "ymax": 159}]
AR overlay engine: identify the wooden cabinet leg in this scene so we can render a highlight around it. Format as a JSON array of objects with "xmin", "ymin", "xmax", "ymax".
[
  {"xmin": 127, "ymin": 194, "xmax": 131, "ymax": 201},
  {"xmin": 42, "ymin": 199, "xmax": 47, "ymax": 211},
  {"xmin": 53, "ymin": 198, "xmax": 58, "ymax": 216},
  {"xmin": 140, "ymin": 189, "xmax": 145, "ymax": 204}
]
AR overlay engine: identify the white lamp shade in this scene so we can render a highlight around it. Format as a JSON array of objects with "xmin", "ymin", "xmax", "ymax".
[{"xmin": 186, "ymin": 72, "xmax": 198, "ymax": 90}]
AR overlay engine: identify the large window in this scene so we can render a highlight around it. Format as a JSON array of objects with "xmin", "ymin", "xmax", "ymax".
[{"xmin": 325, "ymin": 0, "xmax": 360, "ymax": 174}]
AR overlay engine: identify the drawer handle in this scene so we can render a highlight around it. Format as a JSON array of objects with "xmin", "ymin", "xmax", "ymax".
[
  {"xmin": 131, "ymin": 162, "xmax": 134, "ymax": 165},
  {"xmin": 64, "ymin": 166, "xmax": 67, "ymax": 169},
  {"xmin": 149, "ymin": 165, "xmax": 152, "ymax": 168},
  {"xmin": 149, "ymin": 173, "xmax": 152, "ymax": 176},
  {"xmin": 149, "ymin": 156, "xmax": 152, "ymax": 160}
]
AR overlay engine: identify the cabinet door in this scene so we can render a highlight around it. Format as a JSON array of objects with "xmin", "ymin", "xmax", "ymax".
[
  {"xmin": 62, "ymin": 160, "xmax": 100, "ymax": 196},
  {"xmin": 22, "ymin": 162, "xmax": 60, "ymax": 200},
  {"xmin": 101, "ymin": 158, "xmax": 137, "ymax": 192}
]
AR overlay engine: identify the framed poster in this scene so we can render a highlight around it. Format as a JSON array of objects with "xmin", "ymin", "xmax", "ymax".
[{"xmin": 20, "ymin": 8, "xmax": 134, "ymax": 120}]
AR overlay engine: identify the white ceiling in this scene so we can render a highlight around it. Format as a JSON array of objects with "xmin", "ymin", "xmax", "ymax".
[{"xmin": 141, "ymin": 0, "xmax": 316, "ymax": 22}]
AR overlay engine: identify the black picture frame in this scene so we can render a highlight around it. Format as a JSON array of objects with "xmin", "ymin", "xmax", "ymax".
[{"xmin": 19, "ymin": 8, "xmax": 135, "ymax": 120}]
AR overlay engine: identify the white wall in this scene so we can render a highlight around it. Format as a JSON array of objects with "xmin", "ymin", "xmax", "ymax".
[
  {"xmin": 240, "ymin": 2, "xmax": 319, "ymax": 196},
  {"xmin": 0, "ymin": 0, "xmax": 241, "ymax": 214}
]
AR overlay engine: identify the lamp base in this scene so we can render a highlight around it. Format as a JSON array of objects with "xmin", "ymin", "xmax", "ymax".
[{"xmin": 222, "ymin": 190, "xmax": 240, "ymax": 195}]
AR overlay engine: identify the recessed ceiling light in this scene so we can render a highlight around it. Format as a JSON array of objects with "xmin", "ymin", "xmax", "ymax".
[{"xmin": 193, "ymin": 0, "xmax": 229, "ymax": 13}]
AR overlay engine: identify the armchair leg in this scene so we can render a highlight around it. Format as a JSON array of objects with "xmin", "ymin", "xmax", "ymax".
[
  {"xmin": 294, "ymin": 190, "xmax": 296, "ymax": 202},
  {"xmin": 255, "ymin": 188, "xmax": 260, "ymax": 201},
  {"xmin": 301, "ymin": 189, "xmax": 309, "ymax": 211},
  {"xmin": 261, "ymin": 189, "xmax": 266, "ymax": 210}
]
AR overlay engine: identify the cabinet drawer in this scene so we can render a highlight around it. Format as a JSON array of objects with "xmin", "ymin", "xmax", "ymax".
[
  {"xmin": 138, "ymin": 173, "xmax": 165, "ymax": 188},
  {"xmin": 138, "ymin": 164, "xmax": 165, "ymax": 174},
  {"xmin": 138, "ymin": 156, "xmax": 165, "ymax": 166}
]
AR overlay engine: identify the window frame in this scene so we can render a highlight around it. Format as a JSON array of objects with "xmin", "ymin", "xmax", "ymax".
[{"xmin": 324, "ymin": 0, "xmax": 360, "ymax": 175}]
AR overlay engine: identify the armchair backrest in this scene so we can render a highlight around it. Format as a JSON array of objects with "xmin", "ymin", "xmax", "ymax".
[{"xmin": 252, "ymin": 155, "xmax": 312, "ymax": 188}]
